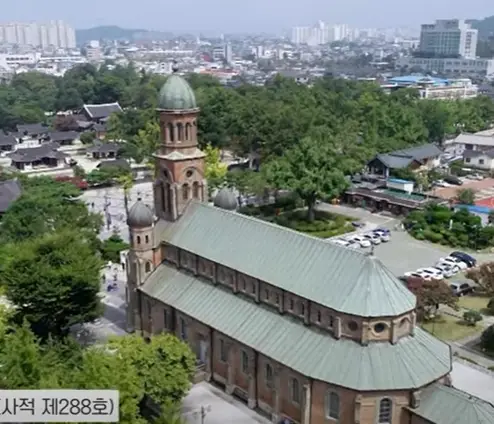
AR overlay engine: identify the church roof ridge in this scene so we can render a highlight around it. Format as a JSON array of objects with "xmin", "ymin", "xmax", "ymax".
[{"xmin": 156, "ymin": 201, "xmax": 416, "ymax": 317}]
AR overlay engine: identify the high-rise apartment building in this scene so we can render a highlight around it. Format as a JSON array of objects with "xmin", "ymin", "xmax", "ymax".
[
  {"xmin": 291, "ymin": 22, "xmax": 347, "ymax": 45},
  {"xmin": 419, "ymin": 19, "xmax": 477, "ymax": 58},
  {"xmin": 0, "ymin": 20, "xmax": 76, "ymax": 49}
]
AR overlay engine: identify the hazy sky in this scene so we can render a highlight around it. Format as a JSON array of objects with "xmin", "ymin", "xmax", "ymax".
[{"xmin": 2, "ymin": 0, "xmax": 492, "ymax": 33}]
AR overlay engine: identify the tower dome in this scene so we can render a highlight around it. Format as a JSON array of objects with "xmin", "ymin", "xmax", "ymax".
[
  {"xmin": 213, "ymin": 187, "xmax": 238, "ymax": 211},
  {"xmin": 157, "ymin": 65, "xmax": 197, "ymax": 111},
  {"xmin": 127, "ymin": 198, "xmax": 154, "ymax": 228}
]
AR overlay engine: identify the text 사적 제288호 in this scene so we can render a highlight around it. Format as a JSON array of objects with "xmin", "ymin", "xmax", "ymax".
[{"xmin": 0, "ymin": 390, "xmax": 119, "ymax": 422}]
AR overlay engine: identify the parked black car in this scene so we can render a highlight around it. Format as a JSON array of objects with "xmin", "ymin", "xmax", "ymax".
[
  {"xmin": 444, "ymin": 175, "xmax": 463, "ymax": 186},
  {"xmin": 450, "ymin": 251, "xmax": 477, "ymax": 268}
]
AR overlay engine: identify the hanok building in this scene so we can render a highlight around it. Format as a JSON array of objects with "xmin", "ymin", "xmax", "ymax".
[
  {"xmin": 82, "ymin": 102, "xmax": 122, "ymax": 124},
  {"xmin": 16, "ymin": 123, "xmax": 49, "ymax": 139},
  {"xmin": 0, "ymin": 133, "xmax": 17, "ymax": 152},
  {"xmin": 86, "ymin": 142, "xmax": 121, "ymax": 160},
  {"xmin": 126, "ymin": 69, "xmax": 494, "ymax": 424},
  {"xmin": 7, "ymin": 143, "xmax": 68, "ymax": 171}
]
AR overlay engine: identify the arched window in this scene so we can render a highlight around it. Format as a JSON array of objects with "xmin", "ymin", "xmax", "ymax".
[
  {"xmin": 326, "ymin": 391, "xmax": 339, "ymax": 420},
  {"xmin": 378, "ymin": 398, "xmax": 392, "ymax": 423},
  {"xmin": 182, "ymin": 184, "xmax": 189, "ymax": 201},
  {"xmin": 177, "ymin": 123, "xmax": 184, "ymax": 141},
  {"xmin": 291, "ymin": 378, "xmax": 300, "ymax": 404},
  {"xmin": 167, "ymin": 123, "xmax": 174, "ymax": 142},
  {"xmin": 192, "ymin": 182, "xmax": 200, "ymax": 199},
  {"xmin": 145, "ymin": 235, "xmax": 149, "ymax": 244},
  {"xmin": 185, "ymin": 123, "xmax": 192, "ymax": 140},
  {"xmin": 145, "ymin": 262, "xmax": 151, "ymax": 273},
  {"xmin": 136, "ymin": 235, "xmax": 141, "ymax": 244},
  {"xmin": 166, "ymin": 183, "xmax": 172, "ymax": 213},
  {"xmin": 265, "ymin": 363, "xmax": 273, "ymax": 386}
]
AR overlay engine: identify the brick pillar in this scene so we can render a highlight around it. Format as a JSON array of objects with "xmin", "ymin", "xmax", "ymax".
[
  {"xmin": 271, "ymin": 366, "xmax": 282, "ymax": 423},
  {"xmin": 226, "ymin": 342, "xmax": 235, "ymax": 395},
  {"xmin": 354, "ymin": 394, "xmax": 362, "ymax": 424},
  {"xmin": 334, "ymin": 317, "xmax": 342, "ymax": 339},
  {"xmin": 205, "ymin": 330, "xmax": 212, "ymax": 381},
  {"xmin": 301, "ymin": 382, "xmax": 311, "ymax": 424},
  {"xmin": 247, "ymin": 351, "xmax": 257, "ymax": 409}
]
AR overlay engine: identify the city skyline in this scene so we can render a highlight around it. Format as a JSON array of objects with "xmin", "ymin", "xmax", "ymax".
[{"xmin": 1, "ymin": 0, "xmax": 492, "ymax": 34}]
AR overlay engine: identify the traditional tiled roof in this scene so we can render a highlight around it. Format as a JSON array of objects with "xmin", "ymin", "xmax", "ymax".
[
  {"xmin": 47, "ymin": 131, "xmax": 79, "ymax": 142},
  {"xmin": 410, "ymin": 383, "xmax": 494, "ymax": 424},
  {"xmin": 7, "ymin": 143, "xmax": 67, "ymax": 163},
  {"xmin": 0, "ymin": 133, "xmax": 17, "ymax": 146},
  {"xmin": 83, "ymin": 102, "xmax": 122, "ymax": 120},
  {"xmin": 370, "ymin": 143, "xmax": 442, "ymax": 170},
  {"xmin": 16, "ymin": 123, "xmax": 48, "ymax": 136},
  {"xmin": 155, "ymin": 201, "xmax": 416, "ymax": 317},
  {"xmin": 87, "ymin": 142, "xmax": 120, "ymax": 154},
  {"xmin": 0, "ymin": 179, "xmax": 21, "ymax": 213},
  {"xmin": 97, "ymin": 159, "xmax": 130, "ymax": 171},
  {"xmin": 140, "ymin": 263, "xmax": 451, "ymax": 390}
]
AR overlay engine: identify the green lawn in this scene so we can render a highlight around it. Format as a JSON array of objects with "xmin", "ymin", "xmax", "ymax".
[
  {"xmin": 458, "ymin": 295, "xmax": 492, "ymax": 315},
  {"xmin": 421, "ymin": 314, "xmax": 482, "ymax": 341}
]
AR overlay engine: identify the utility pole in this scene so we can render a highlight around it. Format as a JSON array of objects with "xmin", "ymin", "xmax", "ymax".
[{"xmin": 104, "ymin": 191, "xmax": 112, "ymax": 231}]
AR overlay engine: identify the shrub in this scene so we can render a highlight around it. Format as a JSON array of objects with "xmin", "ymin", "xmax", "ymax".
[
  {"xmin": 423, "ymin": 229, "xmax": 443, "ymax": 243},
  {"xmin": 481, "ymin": 325, "xmax": 494, "ymax": 353},
  {"xmin": 487, "ymin": 298, "xmax": 494, "ymax": 315},
  {"xmin": 463, "ymin": 310, "xmax": 483, "ymax": 326}
]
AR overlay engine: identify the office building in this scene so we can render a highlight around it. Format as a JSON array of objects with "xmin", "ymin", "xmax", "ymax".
[
  {"xmin": 419, "ymin": 19, "xmax": 477, "ymax": 59},
  {"xmin": 0, "ymin": 20, "xmax": 76, "ymax": 49},
  {"xmin": 291, "ymin": 22, "xmax": 348, "ymax": 45}
]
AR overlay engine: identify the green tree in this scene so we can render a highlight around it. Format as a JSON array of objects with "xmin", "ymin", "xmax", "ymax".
[
  {"xmin": 265, "ymin": 136, "xmax": 348, "ymax": 221},
  {"xmin": 100, "ymin": 233, "xmax": 130, "ymax": 263},
  {"xmin": 80, "ymin": 131, "xmax": 96, "ymax": 144},
  {"xmin": 1, "ymin": 230, "xmax": 103, "ymax": 339},
  {"xmin": 481, "ymin": 324, "xmax": 494, "ymax": 353},
  {"xmin": 463, "ymin": 309, "xmax": 482, "ymax": 326},
  {"xmin": 0, "ymin": 177, "xmax": 102, "ymax": 244},
  {"xmin": 108, "ymin": 333, "xmax": 195, "ymax": 407},
  {"xmin": 410, "ymin": 278, "xmax": 458, "ymax": 320},
  {"xmin": 204, "ymin": 144, "xmax": 227, "ymax": 194},
  {"xmin": 456, "ymin": 188, "xmax": 476, "ymax": 205}
]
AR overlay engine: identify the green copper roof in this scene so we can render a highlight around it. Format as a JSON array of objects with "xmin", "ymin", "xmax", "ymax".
[
  {"xmin": 140, "ymin": 263, "xmax": 451, "ymax": 391},
  {"xmin": 157, "ymin": 74, "xmax": 197, "ymax": 110},
  {"xmin": 410, "ymin": 383, "xmax": 494, "ymax": 424},
  {"xmin": 155, "ymin": 202, "xmax": 416, "ymax": 317}
]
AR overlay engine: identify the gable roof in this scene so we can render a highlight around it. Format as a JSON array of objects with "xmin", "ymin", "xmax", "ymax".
[
  {"xmin": 0, "ymin": 179, "xmax": 21, "ymax": 213},
  {"xmin": 410, "ymin": 383, "xmax": 494, "ymax": 424},
  {"xmin": 86, "ymin": 142, "xmax": 120, "ymax": 154},
  {"xmin": 141, "ymin": 263, "xmax": 451, "ymax": 390},
  {"xmin": 156, "ymin": 202, "xmax": 416, "ymax": 317},
  {"xmin": 83, "ymin": 102, "xmax": 122, "ymax": 120},
  {"xmin": 454, "ymin": 133, "xmax": 494, "ymax": 148},
  {"xmin": 463, "ymin": 149, "xmax": 494, "ymax": 159},
  {"xmin": 371, "ymin": 143, "xmax": 442, "ymax": 170}
]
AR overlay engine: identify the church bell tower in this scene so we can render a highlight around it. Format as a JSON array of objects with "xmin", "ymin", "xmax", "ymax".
[{"xmin": 153, "ymin": 64, "xmax": 207, "ymax": 221}]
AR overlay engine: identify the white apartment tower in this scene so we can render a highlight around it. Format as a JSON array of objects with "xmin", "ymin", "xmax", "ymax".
[
  {"xmin": 419, "ymin": 19, "xmax": 477, "ymax": 58},
  {"xmin": 0, "ymin": 20, "xmax": 76, "ymax": 49}
]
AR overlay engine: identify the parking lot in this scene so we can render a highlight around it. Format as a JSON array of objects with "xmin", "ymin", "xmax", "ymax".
[{"xmin": 321, "ymin": 204, "xmax": 483, "ymax": 279}]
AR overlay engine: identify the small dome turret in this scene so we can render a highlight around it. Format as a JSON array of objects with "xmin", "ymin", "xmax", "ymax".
[
  {"xmin": 157, "ymin": 64, "xmax": 197, "ymax": 111},
  {"xmin": 213, "ymin": 188, "xmax": 238, "ymax": 211},
  {"xmin": 127, "ymin": 198, "xmax": 154, "ymax": 228}
]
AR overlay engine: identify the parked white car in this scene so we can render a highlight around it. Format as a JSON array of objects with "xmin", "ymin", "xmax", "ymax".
[
  {"xmin": 350, "ymin": 236, "xmax": 371, "ymax": 248},
  {"xmin": 331, "ymin": 239, "xmax": 349, "ymax": 247},
  {"xmin": 434, "ymin": 263, "xmax": 459, "ymax": 278},
  {"xmin": 433, "ymin": 180, "xmax": 451, "ymax": 188},
  {"xmin": 363, "ymin": 233, "xmax": 381, "ymax": 245},
  {"xmin": 416, "ymin": 267, "xmax": 444, "ymax": 280},
  {"xmin": 372, "ymin": 229, "xmax": 391, "ymax": 242},
  {"xmin": 404, "ymin": 271, "xmax": 432, "ymax": 281},
  {"xmin": 437, "ymin": 256, "xmax": 468, "ymax": 271}
]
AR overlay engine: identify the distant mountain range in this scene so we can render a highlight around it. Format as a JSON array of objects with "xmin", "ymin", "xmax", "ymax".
[{"xmin": 75, "ymin": 26, "xmax": 151, "ymax": 44}]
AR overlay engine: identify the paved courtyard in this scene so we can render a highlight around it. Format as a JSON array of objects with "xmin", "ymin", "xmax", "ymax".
[
  {"xmin": 183, "ymin": 383, "xmax": 270, "ymax": 424},
  {"xmin": 451, "ymin": 360, "xmax": 494, "ymax": 404}
]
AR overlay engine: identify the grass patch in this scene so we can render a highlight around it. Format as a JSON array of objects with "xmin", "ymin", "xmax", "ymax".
[
  {"xmin": 239, "ymin": 204, "xmax": 356, "ymax": 238},
  {"xmin": 272, "ymin": 209, "xmax": 355, "ymax": 238},
  {"xmin": 420, "ymin": 314, "xmax": 482, "ymax": 341},
  {"xmin": 458, "ymin": 295, "xmax": 492, "ymax": 315}
]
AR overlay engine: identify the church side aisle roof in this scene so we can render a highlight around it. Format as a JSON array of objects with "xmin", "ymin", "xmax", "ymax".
[
  {"xmin": 140, "ymin": 263, "xmax": 451, "ymax": 391},
  {"xmin": 410, "ymin": 383, "xmax": 494, "ymax": 424},
  {"xmin": 155, "ymin": 201, "xmax": 415, "ymax": 318}
]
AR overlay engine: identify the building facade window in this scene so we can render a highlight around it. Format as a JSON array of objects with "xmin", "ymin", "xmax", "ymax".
[
  {"xmin": 289, "ymin": 299, "xmax": 294, "ymax": 310},
  {"xmin": 145, "ymin": 235, "xmax": 149, "ymax": 243},
  {"xmin": 241, "ymin": 350, "xmax": 249, "ymax": 374},
  {"xmin": 136, "ymin": 235, "xmax": 141, "ymax": 244},
  {"xmin": 316, "ymin": 310, "xmax": 321, "ymax": 322},
  {"xmin": 219, "ymin": 339, "xmax": 227, "ymax": 362},
  {"xmin": 265, "ymin": 363, "xmax": 273, "ymax": 386},
  {"xmin": 326, "ymin": 391, "xmax": 340, "ymax": 420},
  {"xmin": 145, "ymin": 262, "xmax": 151, "ymax": 273},
  {"xmin": 291, "ymin": 378, "xmax": 300, "ymax": 404},
  {"xmin": 378, "ymin": 398, "xmax": 392, "ymax": 423},
  {"xmin": 163, "ymin": 309, "xmax": 169, "ymax": 330},
  {"xmin": 180, "ymin": 317, "xmax": 187, "ymax": 341},
  {"xmin": 192, "ymin": 182, "xmax": 200, "ymax": 199},
  {"xmin": 300, "ymin": 303, "xmax": 305, "ymax": 316},
  {"xmin": 182, "ymin": 184, "xmax": 190, "ymax": 201},
  {"xmin": 264, "ymin": 289, "xmax": 269, "ymax": 300}
]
